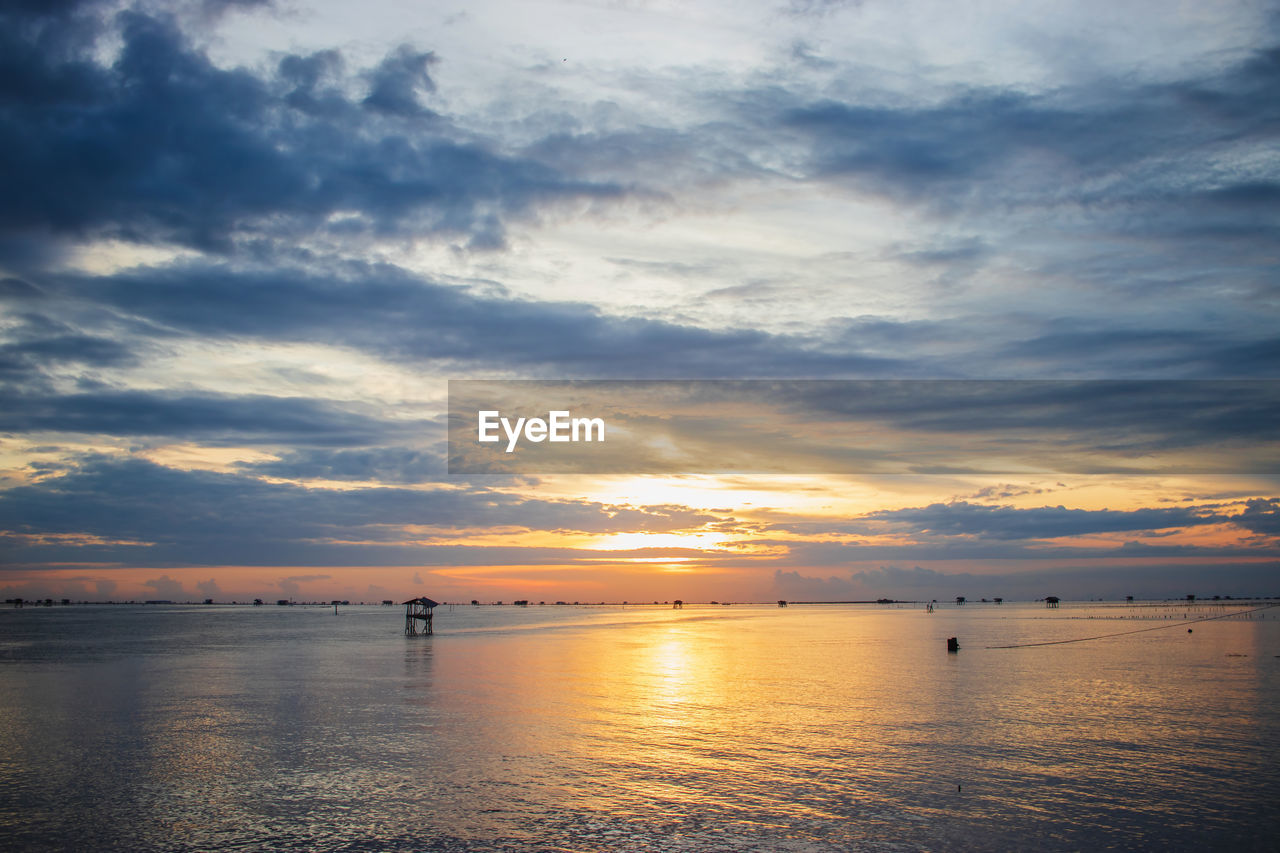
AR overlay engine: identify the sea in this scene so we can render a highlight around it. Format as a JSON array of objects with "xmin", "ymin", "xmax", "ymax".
[{"xmin": 1, "ymin": 600, "xmax": 1277, "ymax": 852}]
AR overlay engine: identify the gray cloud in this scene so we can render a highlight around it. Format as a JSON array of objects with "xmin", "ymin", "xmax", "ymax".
[
  {"xmin": 758, "ymin": 536, "xmax": 1267, "ymax": 566},
  {"xmin": 37, "ymin": 261, "xmax": 908, "ymax": 378},
  {"xmin": 773, "ymin": 49, "xmax": 1280, "ymax": 218},
  {"xmin": 1234, "ymin": 498, "xmax": 1280, "ymax": 537},
  {"xmin": 143, "ymin": 574, "xmax": 185, "ymax": 599},
  {"xmin": 237, "ymin": 447, "xmax": 446, "ymax": 483},
  {"xmin": 362, "ymin": 45, "xmax": 438, "ymax": 117},
  {"xmin": 771, "ymin": 380, "xmax": 1280, "ymax": 455},
  {"xmin": 0, "ymin": 7, "xmax": 625, "ymax": 259},
  {"xmin": 763, "ymin": 497, "xmax": 1280, "ymax": 554},
  {"xmin": 279, "ymin": 573, "xmax": 329, "ymax": 598},
  {"xmin": 0, "ymin": 311, "xmax": 137, "ymax": 382},
  {"xmin": 0, "ymin": 456, "xmax": 721, "ymax": 567},
  {"xmin": 860, "ymin": 501, "xmax": 1227, "ymax": 541},
  {"xmin": 0, "ymin": 388, "xmax": 413, "ymax": 446}
]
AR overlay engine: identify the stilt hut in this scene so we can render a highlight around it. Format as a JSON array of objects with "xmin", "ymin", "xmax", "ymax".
[{"xmin": 404, "ymin": 597, "xmax": 440, "ymax": 635}]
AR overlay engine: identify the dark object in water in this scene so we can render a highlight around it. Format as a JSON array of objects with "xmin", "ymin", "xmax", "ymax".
[
  {"xmin": 404, "ymin": 597, "xmax": 439, "ymax": 636},
  {"xmin": 947, "ymin": 637, "xmax": 960, "ymax": 652}
]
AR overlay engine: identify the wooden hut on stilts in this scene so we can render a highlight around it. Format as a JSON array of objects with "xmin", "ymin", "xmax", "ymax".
[{"xmin": 404, "ymin": 597, "xmax": 440, "ymax": 635}]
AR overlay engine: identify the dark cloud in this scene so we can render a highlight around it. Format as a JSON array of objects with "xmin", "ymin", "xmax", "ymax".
[
  {"xmin": 751, "ymin": 44, "xmax": 1280, "ymax": 378},
  {"xmin": 1234, "ymin": 498, "xmax": 1280, "ymax": 537},
  {"xmin": 0, "ymin": 313, "xmax": 137, "ymax": 380},
  {"xmin": 0, "ymin": 389, "xmax": 413, "ymax": 446},
  {"xmin": 362, "ymin": 45, "xmax": 438, "ymax": 117},
  {"xmin": 237, "ymin": 447, "xmax": 446, "ymax": 483},
  {"xmin": 860, "ymin": 501, "xmax": 1226, "ymax": 541},
  {"xmin": 992, "ymin": 325, "xmax": 1280, "ymax": 380},
  {"xmin": 0, "ymin": 277, "xmax": 44, "ymax": 298},
  {"xmin": 760, "ymin": 493, "xmax": 1279, "ymax": 549},
  {"xmin": 0, "ymin": 456, "xmax": 720, "ymax": 567},
  {"xmin": 0, "ymin": 8, "xmax": 624, "ymax": 259},
  {"xmin": 756, "ymin": 535, "xmax": 1260, "ymax": 565},
  {"xmin": 41, "ymin": 261, "xmax": 908, "ymax": 377},
  {"xmin": 197, "ymin": 0, "xmax": 272, "ymax": 19},
  {"xmin": 774, "ymin": 47, "xmax": 1280, "ymax": 216},
  {"xmin": 770, "ymin": 380, "xmax": 1280, "ymax": 457}
]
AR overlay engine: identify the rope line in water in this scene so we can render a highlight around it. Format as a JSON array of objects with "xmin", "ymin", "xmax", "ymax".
[{"xmin": 986, "ymin": 603, "xmax": 1279, "ymax": 649}]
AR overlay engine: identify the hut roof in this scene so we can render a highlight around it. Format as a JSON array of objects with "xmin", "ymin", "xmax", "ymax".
[{"xmin": 403, "ymin": 597, "xmax": 440, "ymax": 608}]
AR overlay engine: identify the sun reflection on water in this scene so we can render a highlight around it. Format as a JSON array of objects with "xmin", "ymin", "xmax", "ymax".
[{"xmin": 0, "ymin": 603, "xmax": 1277, "ymax": 850}]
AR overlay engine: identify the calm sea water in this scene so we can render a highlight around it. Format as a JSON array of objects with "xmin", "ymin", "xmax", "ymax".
[{"xmin": 1, "ymin": 601, "xmax": 1277, "ymax": 851}]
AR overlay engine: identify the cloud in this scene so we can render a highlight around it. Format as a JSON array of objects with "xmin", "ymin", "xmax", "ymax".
[
  {"xmin": 772, "ymin": 566, "xmax": 953, "ymax": 599},
  {"xmin": 1234, "ymin": 498, "xmax": 1280, "ymax": 537},
  {"xmin": 771, "ymin": 47, "xmax": 1280, "ymax": 219},
  {"xmin": 197, "ymin": 0, "xmax": 273, "ymax": 21},
  {"xmin": 0, "ymin": 456, "xmax": 722, "ymax": 567},
  {"xmin": 4, "ymin": 4, "xmax": 1277, "ymax": 383},
  {"xmin": 756, "ymin": 536, "xmax": 1261, "ymax": 567},
  {"xmin": 0, "ymin": 310, "xmax": 139, "ymax": 384},
  {"xmin": 772, "ymin": 380, "xmax": 1280, "ymax": 457},
  {"xmin": 0, "ymin": 388, "xmax": 416, "ymax": 446},
  {"xmin": 279, "ymin": 574, "xmax": 330, "ymax": 597},
  {"xmin": 0, "ymin": 9, "xmax": 627, "ymax": 260},
  {"xmin": 861, "ymin": 501, "xmax": 1227, "ymax": 541},
  {"xmin": 362, "ymin": 45, "xmax": 438, "ymax": 117},
  {"xmin": 237, "ymin": 447, "xmax": 445, "ymax": 483},
  {"xmin": 39, "ymin": 261, "xmax": 908, "ymax": 378},
  {"xmin": 143, "ymin": 574, "xmax": 185, "ymax": 599}
]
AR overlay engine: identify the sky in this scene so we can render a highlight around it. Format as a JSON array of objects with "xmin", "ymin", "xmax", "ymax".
[{"xmin": 1, "ymin": 0, "xmax": 1277, "ymax": 604}]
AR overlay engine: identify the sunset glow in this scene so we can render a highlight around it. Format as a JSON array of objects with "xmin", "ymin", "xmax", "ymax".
[{"xmin": 0, "ymin": 0, "xmax": 1276, "ymax": 605}]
